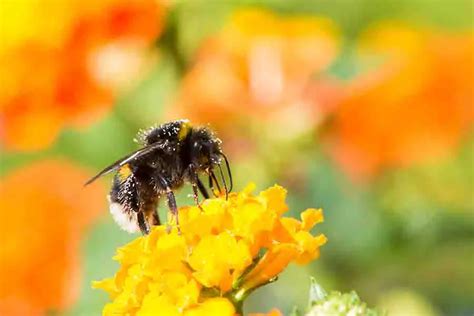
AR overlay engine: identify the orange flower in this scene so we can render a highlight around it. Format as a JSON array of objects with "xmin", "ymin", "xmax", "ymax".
[
  {"xmin": 0, "ymin": 0, "xmax": 167, "ymax": 151},
  {"xmin": 94, "ymin": 184, "xmax": 326, "ymax": 315},
  {"xmin": 170, "ymin": 9, "xmax": 339, "ymax": 137},
  {"xmin": 248, "ymin": 308, "xmax": 283, "ymax": 316},
  {"xmin": 0, "ymin": 160, "xmax": 107, "ymax": 314},
  {"xmin": 238, "ymin": 208, "xmax": 325, "ymax": 292},
  {"xmin": 327, "ymin": 23, "xmax": 474, "ymax": 179}
]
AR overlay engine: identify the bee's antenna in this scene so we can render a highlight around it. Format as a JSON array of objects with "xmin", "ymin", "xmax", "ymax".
[
  {"xmin": 218, "ymin": 164, "xmax": 229, "ymax": 200},
  {"xmin": 221, "ymin": 153, "xmax": 233, "ymax": 192}
]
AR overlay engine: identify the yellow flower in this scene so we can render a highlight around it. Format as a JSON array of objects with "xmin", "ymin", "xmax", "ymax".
[
  {"xmin": 188, "ymin": 232, "xmax": 252, "ymax": 292},
  {"xmin": 94, "ymin": 184, "xmax": 326, "ymax": 315},
  {"xmin": 183, "ymin": 298, "xmax": 236, "ymax": 316}
]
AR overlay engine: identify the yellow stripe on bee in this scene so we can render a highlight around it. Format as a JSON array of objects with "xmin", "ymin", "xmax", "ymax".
[
  {"xmin": 178, "ymin": 121, "xmax": 192, "ymax": 140},
  {"xmin": 118, "ymin": 164, "xmax": 132, "ymax": 181}
]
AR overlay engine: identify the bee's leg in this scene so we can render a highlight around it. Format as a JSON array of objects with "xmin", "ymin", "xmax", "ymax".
[
  {"xmin": 209, "ymin": 170, "xmax": 221, "ymax": 197},
  {"xmin": 165, "ymin": 187, "xmax": 180, "ymax": 233},
  {"xmin": 156, "ymin": 175, "xmax": 180, "ymax": 233},
  {"xmin": 145, "ymin": 198, "xmax": 160, "ymax": 228},
  {"xmin": 192, "ymin": 178, "xmax": 208, "ymax": 212},
  {"xmin": 197, "ymin": 178, "xmax": 210, "ymax": 199},
  {"xmin": 209, "ymin": 174, "xmax": 216, "ymax": 197},
  {"xmin": 137, "ymin": 211, "xmax": 150, "ymax": 235},
  {"xmin": 192, "ymin": 183, "xmax": 201, "ymax": 209},
  {"xmin": 152, "ymin": 208, "xmax": 161, "ymax": 226},
  {"xmin": 135, "ymin": 178, "xmax": 157, "ymax": 235},
  {"xmin": 142, "ymin": 209, "xmax": 160, "ymax": 229}
]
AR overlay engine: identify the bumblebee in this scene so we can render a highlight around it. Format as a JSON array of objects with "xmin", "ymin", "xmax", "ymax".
[{"xmin": 85, "ymin": 119, "xmax": 232, "ymax": 235}]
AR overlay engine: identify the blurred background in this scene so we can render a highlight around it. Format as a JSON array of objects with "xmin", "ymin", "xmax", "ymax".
[{"xmin": 0, "ymin": 0, "xmax": 472, "ymax": 315}]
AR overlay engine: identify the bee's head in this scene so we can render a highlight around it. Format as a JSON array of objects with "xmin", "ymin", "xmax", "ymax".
[
  {"xmin": 190, "ymin": 127, "xmax": 223, "ymax": 170},
  {"xmin": 189, "ymin": 126, "xmax": 233, "ymax": 197}
]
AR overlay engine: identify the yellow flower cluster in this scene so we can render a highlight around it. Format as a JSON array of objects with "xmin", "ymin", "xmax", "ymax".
[{"xmin": 93, "ymin": 184, "xmax": 327, "ymax": 315}]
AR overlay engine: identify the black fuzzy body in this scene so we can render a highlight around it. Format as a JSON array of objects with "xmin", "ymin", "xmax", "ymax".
[{"xmin": 96, "ymin": 119, "xmax": 227, "ymax": 234}]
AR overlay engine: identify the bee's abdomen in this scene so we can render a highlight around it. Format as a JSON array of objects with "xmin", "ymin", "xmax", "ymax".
[{"xmin": 108, "ymin": 172, "xmax": 140, "ymax": 233}]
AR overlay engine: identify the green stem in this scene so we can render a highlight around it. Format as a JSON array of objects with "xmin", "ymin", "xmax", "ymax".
[
  {"xmin": 226, "ymin": 276, "xmax": 278, "ymax": 314},
  {"xmin": 227, "ymin": 288, "xmax": 246, "ymax": 314}
]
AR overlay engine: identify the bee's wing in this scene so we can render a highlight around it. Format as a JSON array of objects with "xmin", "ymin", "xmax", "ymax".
[{"xmin": 84, "ymin": 141, "xmax": 166, "ymax": 186}]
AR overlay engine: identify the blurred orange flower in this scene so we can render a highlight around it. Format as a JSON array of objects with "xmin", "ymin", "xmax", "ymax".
[
  {"xmin": 328, "ymin": 23, "xmax": 474, "ymax": 179},
  {"xmin": 0, "ymin": 160, "xmax": 107, "ymax": 315},
  {"xmin": 170, "ymin": 9, "xmax": 339, "ymax": 138},
  {"xmin": 0, "ymin": 0, "xmax": 167, "ymax": 151}
]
